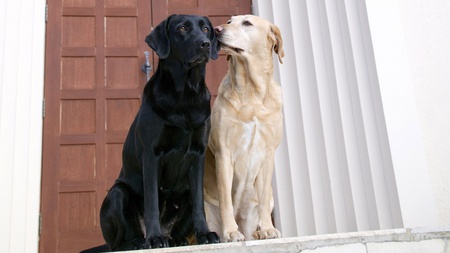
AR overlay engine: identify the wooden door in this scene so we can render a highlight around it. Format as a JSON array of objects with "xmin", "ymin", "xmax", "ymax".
[
  {"xmin": 40, "ymin": 0, "xmax": 250, "ymax": 252},
  {"xmin": 40, "ymin": 0, "xmax": 151, "ymax": 252}
]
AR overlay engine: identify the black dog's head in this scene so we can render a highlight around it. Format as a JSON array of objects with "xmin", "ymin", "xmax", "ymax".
[{"xmin": 145, "ymin": 14, "xmax": 219, "ymax": 68}]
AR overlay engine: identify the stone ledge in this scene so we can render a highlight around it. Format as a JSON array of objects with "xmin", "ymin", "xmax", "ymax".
[{"xmin": 121, "ymin": 226, "xmax": 450, "ymax": 253}]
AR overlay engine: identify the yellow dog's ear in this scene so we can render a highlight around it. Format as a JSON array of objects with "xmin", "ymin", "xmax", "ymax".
[{"xmin": 270, "ymin": 24, "xmax": 284, "ymax": 64}]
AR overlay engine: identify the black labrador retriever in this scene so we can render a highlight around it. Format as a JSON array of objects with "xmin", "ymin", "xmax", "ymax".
[{"xmin": 83, "ymin": 14, "xmax": 220, "ymax": 252}]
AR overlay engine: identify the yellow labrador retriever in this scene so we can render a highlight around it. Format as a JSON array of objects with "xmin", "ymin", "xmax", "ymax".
[{"xmin": 203, "ymin": 15, "xmax": 284, "ymax": 242}]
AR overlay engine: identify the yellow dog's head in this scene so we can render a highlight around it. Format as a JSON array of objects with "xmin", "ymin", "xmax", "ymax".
[{"xmin": 214, "ymin": 15, "xmax": 284, "ymax": 64}]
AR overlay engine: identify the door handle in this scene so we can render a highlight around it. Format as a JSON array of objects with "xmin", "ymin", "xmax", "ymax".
[{"xmin": 141, "ymin": 51, "xmax": 152, "ymax": 81}]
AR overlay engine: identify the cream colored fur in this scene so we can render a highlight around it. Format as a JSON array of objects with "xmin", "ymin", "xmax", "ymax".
[{"xmin": 203, "ymin": 15, "xmax": 284, "ymax": 242}]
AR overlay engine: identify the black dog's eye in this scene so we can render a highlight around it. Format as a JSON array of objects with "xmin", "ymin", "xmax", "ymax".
[
  {"xmin": 178, "ymin": 26, "xmax": 187, "ymax": 32},
  {"xmin": 243, "ymin": 21, "xmax": 253, "ymax": 26},
  {"xmin": 226, "ymin": 20, "xmax": 231, "ymax": 24},
  {"xmin": 202, "ymin": 27, "xmax": 209, "ymax": 33}
]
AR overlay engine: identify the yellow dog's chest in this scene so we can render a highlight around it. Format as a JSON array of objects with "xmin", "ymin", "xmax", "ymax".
[
  {"xmin": 231, "ymin": 117, "xmax": 271, "ymax": 149},
  {"xmin": 223, "ymin": 101, "xmax": 281, "ymax": 154},
  {"xmin": 227, "ymin": 116, "xmax": 274, "ymax": 176}
]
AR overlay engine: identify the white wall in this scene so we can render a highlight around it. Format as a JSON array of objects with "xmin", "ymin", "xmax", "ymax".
[
  {"xmin": 397, "ymin": 0, "xmax": 450, "ymax": 226},
  {"xmin": 366, "ymin": 0, "xmax": 450, "ymax": 227},
  {"xmin": 0, "ymin": 0, "xmax": 46, "ymax": 252},
  {"xmin": 365, "ymin": 0, "xmax": 438, "ymax": 228}
]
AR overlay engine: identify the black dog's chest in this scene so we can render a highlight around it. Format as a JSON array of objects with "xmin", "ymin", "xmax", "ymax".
[
  {"xmin": 167, "ymin": 106, "xmax": 210, "ymax": 129},
  {"xmin": 155, "ymin": 125, "xmax": 207, "ymax": 189},
  {"xmin": 154, "ymin": 123, "xmax": 207, "ymax": 155},
  {"xmin": 149, "ymin": 87, "xmax": 211, "ymax": 129}
]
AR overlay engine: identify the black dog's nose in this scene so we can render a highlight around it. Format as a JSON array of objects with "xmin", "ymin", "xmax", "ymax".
[{"xmin": 200, "ymin": 40, "xmax": 211, "ymax": 49}]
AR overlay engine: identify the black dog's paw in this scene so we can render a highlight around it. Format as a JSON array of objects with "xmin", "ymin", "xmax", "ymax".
[
  {"xmin": 196, "ymin": 231, "xmax": 220, "ymax": 244},
  {"xmin": 169, "ymin": 236, "xmax": 189, "ymax": 247},
  {"xmin": 143, "ymin": 236, "xmax": 169, "ymax": 249},
  {"xmin": 117, "ymin": 238, "xmax": 144, "ymax": 251}
]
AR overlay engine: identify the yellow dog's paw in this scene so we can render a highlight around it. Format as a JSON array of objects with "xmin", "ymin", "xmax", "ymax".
[
  {"xmin": 223, "ymin": 230, "xmax": 245, "ymax": 242},
  {"xmin": 253, "ymin": 228, "xmax": 281, "ymax": 240}
]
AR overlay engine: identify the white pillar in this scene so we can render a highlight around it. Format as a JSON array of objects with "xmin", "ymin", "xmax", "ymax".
[
  {"xmin": 0, "ymin": 0, "xmax": 46, "ymax": 251},
  {"xmin": 254, "ymin": 0, "xmax": 436, "ymax": 237}
]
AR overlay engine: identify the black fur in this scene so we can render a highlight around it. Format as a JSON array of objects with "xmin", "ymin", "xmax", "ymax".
[{"xmin": 81, "ymin": 14, "xmax": 220, "ymax": 252}]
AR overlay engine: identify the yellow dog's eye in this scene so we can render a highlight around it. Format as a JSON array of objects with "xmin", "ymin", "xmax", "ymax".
[
  {"xmin": 226, "ymin": 20, "xmax": 231, "ymax": 24},
  {"xmin": 202, "ymin": 27, "xmax": 209, "ymax": 33},
  {"xmin": 243, "ymin": 21, "xmax": 252, "ymax": 26},
  {"xmin": 179, "ymin": 26, "xmax": 187, "ymax": 32}
]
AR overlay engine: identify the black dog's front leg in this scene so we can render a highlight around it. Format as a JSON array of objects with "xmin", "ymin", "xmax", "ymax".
[
  {"xmin": 142, "ymin": 155, "xmax": 169, "ymax": 249},
  {"xmin": 188, "ymin": 155, "xmax": 220, "ymax": 244}
]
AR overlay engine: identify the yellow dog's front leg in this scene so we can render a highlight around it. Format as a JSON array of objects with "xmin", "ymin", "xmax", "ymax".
[
  {"xmin": 215, "ymin": 151, "xmax": 245, "ymax": 242},
  {"xmin": 253, "ymin": 150, "xmax": 281, "ymax": 240}
]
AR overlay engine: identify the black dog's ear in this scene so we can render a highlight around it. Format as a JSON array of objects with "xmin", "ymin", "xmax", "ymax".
[
  {"xmin": 145, "ymin": 15, "xmax": 176, "ymax": 59},
  {"xmin": 210, "ymin": 34, "xmax": 220, "ymax": 60},
  {"xmin": 205, "ymin": 17, "xmax": 219, "ymax": 60}
]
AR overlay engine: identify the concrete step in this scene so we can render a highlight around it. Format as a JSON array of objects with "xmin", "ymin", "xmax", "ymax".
[{"xmin": 122, "ymin": 227, "xmax": 450, "ymax": 253}]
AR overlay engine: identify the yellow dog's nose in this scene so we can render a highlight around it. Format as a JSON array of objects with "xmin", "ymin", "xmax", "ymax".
[{"xmin": 214, "ymin": 26, "xmax": 224, "ymax": 34}]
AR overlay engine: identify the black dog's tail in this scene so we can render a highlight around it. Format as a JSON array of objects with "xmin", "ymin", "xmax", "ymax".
[{"xmin": 80, "ymin": 244, "xmax": 110, "ymax": 253}]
